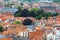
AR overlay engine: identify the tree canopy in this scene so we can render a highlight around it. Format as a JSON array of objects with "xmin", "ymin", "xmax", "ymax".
[
  {"xmin": 23, "ymin": 19, "xmax": 33, "ymax": 25},
  {"xmin": 13, "ymin": 21, "xmax": 21, "ymax": 24},
  {"xmin": 0, "ymin": 26, "xmax": 3, "ymax": 32},
  {"xmin": 14, "ymin": 7, "xmax": 59, "ymax": 20}
]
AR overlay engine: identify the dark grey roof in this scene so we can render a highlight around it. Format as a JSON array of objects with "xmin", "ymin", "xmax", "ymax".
[
  {"xmin": 40, "ymin": 6, "xmax": 56, "ymax": 9},
  {"xmin": 0, "ymin": 7, "xmax": 18, "ymax": 12}
]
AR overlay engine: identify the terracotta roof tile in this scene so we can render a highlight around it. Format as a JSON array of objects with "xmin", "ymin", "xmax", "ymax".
[
  {"xmin": 15, "ymin": 17, "xmax": 25, "ymax": 21},
  {"xmin": 29, "ymin": 30, "xmax": 44, "ymax": 40},
  {"xmin": 2, "ymin": 30, "xmax": 14, "ymax": 35},
  {"xmin": 0, "ymin": 38, "xmax": 13, "ymax": 40}
]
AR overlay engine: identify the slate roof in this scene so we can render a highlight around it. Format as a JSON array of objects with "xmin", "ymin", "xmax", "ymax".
[
  {"xmin": 0, "ymin": 7, "xmax": 18, "ymax": 13},
  {"xmin": 40, "ymin": 6, "xmax": 56, "ymax": 9}
]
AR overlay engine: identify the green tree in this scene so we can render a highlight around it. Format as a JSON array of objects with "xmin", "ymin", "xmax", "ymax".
[
  {"xmin": 21, "ymin": 9, "xmax": 29, "ymax": 17},
  {"xmin": 41, "ymin": 12, "xmax": 52, "ymax": 19},
  {"xmin": 30, "ymin": 8, "xmax": 38, "ymax": 14},
  {"xmin": 14, "ymin": 21, "xmax": 21, "ymax": 24},
  {"xmin": 51, "ymin": 13, "xmax": 58, "ymax": 17},
  {"xmin": 37, "ymin": 9, "xmax": 44, "ymax": 15},
  {"xmin": 42, "ymin": 12, "xmax": 52, "ymax": 17},
  {"xmin": 35, "ymin": 15, "xmax": 42, "ymax": 20},
  {"xmin": 29, "ymin": 11, "xmax": 36, "ymax": 17},
  {"xmin": 23, "ymin": 19, "xmax": 33, "ymax": 25},
  {"xmin": 17, "ymin": 6, "xmax": 23, "ymax": 11},
  {"xmin": 0, "ymin": 26, "xmax": 3, "ymax": 32},
  {"xmin": 14, "ymin": 13, "xmax": 21, "ymax": 17},
  {"xmin": 29, "ymin": 8, "xmax": 38, "ymax": 17},
  {"xmin": 14, "ymin": 6, "xmax": 23, "ymax": 17},
  {"xmin": 30, "ymin": 8, "xmax": 38, "ymax": 12}
]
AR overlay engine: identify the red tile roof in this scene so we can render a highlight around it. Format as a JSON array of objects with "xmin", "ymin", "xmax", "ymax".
[
  {"xmin": 2, "ymin": 30, "xmax": 14, "ymax": 35},
  {"xmin": 29, "ymin": 30, "xmax": 44, "ymax": 40},
  {"xmin": 0, "ymin": 38, "xmax": 13, "ymax": 40},
  {"xmin": 15, "ymin": 17, "xmax": 25, "ymax": 21}
]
